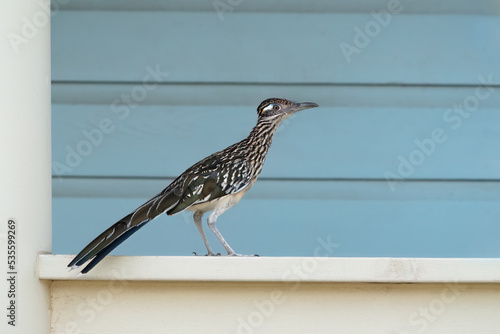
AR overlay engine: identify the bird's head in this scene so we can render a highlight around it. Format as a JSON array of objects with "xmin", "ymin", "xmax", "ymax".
[{"xmin": 257, "ymin": 98, "xmax": 319, "ymax": 120}]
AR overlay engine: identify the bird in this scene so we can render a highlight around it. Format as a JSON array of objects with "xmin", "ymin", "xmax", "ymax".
[{"xmin": 68, "ymin": 98, "xmax": 319, "ymax": 273}]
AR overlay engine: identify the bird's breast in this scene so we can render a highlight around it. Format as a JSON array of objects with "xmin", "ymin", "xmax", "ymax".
[{"xmin": 187, "ymin": 178, "xmax": 256, "ymax": 214}]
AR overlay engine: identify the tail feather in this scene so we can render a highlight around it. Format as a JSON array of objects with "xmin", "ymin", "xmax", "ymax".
[
  {"xmin": 68, "ymin": 192, "xmax": 180, "ymax": 273},
  {"xmin": 79, "ymin": 219, "xmax": 149, "ymax": 274},
  {"xmin": 67, "ymin": 213, "xmax": 149, "ymax": 270}
]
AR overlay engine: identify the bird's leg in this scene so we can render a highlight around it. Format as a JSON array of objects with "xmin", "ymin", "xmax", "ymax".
[
  {"xmin": 193, "ymin": 211, "xmax": 216, "ymax": 256},
  {"xmin": 207, "ymin": 210, "xmax": 242, "ymax": 256}
]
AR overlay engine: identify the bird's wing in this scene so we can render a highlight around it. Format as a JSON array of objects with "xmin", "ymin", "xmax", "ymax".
[{"xmin": 166, "ymin": 154, "xmax": 252, "ymax": 215}]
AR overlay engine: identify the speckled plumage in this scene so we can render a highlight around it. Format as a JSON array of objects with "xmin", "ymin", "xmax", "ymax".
[{"xmin": 68, "ymin": 98, "xmax": 318, "ymax": 273}]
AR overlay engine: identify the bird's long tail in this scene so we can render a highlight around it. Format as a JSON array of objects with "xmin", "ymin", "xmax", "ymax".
[{"xmin": 68, "ymin": 191, "xmax": 179, "ymax": 274}]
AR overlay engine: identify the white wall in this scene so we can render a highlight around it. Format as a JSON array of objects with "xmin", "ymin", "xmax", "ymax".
[{"xmin": 0, "ymin": 1, "xmax": 51, "ymax": 333}]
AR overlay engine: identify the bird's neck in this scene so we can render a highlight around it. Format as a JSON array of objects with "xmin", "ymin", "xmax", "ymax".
[
  {"xmin": 247, "ymin": 116, "xmax": 283, "ymax": 147},
  {"xmin": 243, "ymin": 116, "xmax": 284, "ymax": 176}
]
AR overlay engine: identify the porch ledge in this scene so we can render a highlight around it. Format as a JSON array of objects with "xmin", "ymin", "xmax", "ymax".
[{"xmin": 38, "ymin": 254, "xmax": 500, "ymax": 283}]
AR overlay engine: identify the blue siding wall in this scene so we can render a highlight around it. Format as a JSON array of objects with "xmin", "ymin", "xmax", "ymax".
[{"xmin": 52, "ymin": 1, "xmax": 500, "ymax": 258}]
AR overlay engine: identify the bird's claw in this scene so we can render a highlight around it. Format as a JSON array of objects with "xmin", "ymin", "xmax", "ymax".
[
  {"xmin": 227, "ymin": 253, "xmax": 259, "ymax": 257},
  {"xmin": 192, "ymin": 251, "xmax": 222, "ymax": 256},
  {"xmin": 193, "ymin": 251, "xmax": 258, "ymax": 257}
]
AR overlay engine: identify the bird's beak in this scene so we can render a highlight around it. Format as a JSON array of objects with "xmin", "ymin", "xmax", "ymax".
[{"xmin": 291, "ymin": 102, "xmax": 319, "ymax": 113}]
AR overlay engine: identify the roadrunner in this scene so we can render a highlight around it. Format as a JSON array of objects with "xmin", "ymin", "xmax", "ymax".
[{"xmin": 68, "ymin": 98, "xmax": 318, "ymax": 273}]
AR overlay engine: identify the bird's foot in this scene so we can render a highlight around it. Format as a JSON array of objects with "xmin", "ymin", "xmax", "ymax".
[
  {"xmin": 192, "ymin": 251, "xmax": 222, "ymax": 256},
  {"xmin": 227, "ymin": 252, "xmax": 259, "ymax": 257}
]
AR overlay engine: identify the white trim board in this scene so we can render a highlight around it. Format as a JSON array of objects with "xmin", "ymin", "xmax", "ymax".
[{"xmin": 39, "ymin": 255, "xmax": 500, "ymax": 283}]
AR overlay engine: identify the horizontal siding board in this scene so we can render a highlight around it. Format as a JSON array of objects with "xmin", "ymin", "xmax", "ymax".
[
  {"xmin": 54, "ymin": 0, "xmax": 500, "ymax": 15},
  {"xmin": 53, "ymin": 195, "xmax": 500, "ymax": 258},
  {"xmin": 52, "ymin": 178, "xmax": 500, "ymax": 201},
  {"xmin": 52, "ymin": 104, "xmax": 500, "ymax": 179},
  {"xmin": 51, "ymin": 83, "xmax": 500, "ymax": 107},
  {"xmin": 51, "ymin": 178, "xmax": 500, "ymax": 258},
  {"xmin": 52, "ymin": 12, "xmax": 500, "ymax": 85}
]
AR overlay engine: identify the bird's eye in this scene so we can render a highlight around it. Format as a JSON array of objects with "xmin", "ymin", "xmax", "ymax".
[{"xmin": 272, "ymin": 105, "xmax": 280, "ymax": 111}]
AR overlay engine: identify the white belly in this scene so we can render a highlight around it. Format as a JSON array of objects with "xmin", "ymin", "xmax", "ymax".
[{"xmin": 187, "ymin": 181, "xmax": 254, "ymax": 214}]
